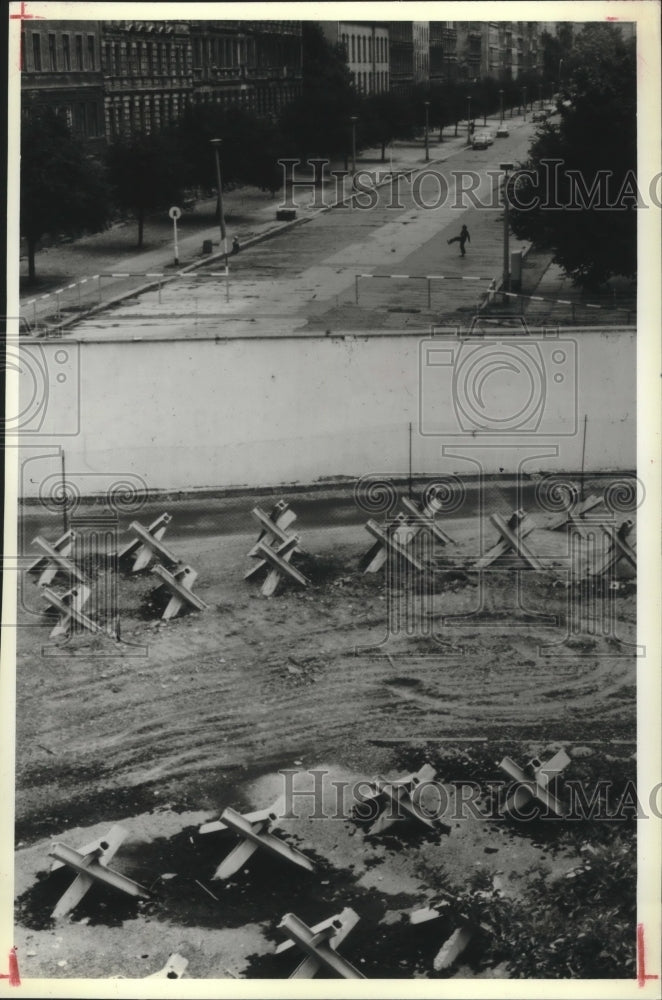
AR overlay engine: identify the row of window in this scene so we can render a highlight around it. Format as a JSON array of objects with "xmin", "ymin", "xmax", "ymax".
[
  {"xmin": 53, "ymin": 100, "xmax": 102, "ymax": 137},
  {"xmin": 352, "ymin": 69, "xmax": 389, "ymax": 94},
  {"xmin": 341, "ymin": 32, "xmax": 388, "ymax": 66},
  {"xmin": 23, "ymin": 31, "xmax": 96, "ymax": 72},
  {"xmin": 103, "ymin": 39, "xmax": 187, "ymax": 77}
]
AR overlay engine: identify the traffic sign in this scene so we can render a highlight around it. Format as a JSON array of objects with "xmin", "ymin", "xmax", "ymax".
[{"xmin": 169, "ymin": 206, "xmax": 182, "ymax": 220}]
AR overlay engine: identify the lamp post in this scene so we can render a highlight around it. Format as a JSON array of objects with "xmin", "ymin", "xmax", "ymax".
[
  {"xmin": 466, "ymin": 95, "xmax": 472, "ymax": 145},
  {"xmin": 522, "ymin": 86, "xmax": 527, "ymax": 120},
  {"xmin": 500, "ymin": 162, "xmax": 514, "ymax": 295},
  {"xmin": 499, "ymin": 88, "xmax": 504, "ymax": 124},
  {"xmin": 209, "ymin": 138, "xmax": 227, "ymax": 262},
  {"xmin": 350, "ymin": 115, "xmax": 358, "ymax": 173},
  {"xmin": 424, "ymin": 101, "xmax": 430, "ymax": 161}
]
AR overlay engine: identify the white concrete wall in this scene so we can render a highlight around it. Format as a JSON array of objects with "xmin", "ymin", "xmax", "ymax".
[{"xmin": 14, "ymin": 329, "xmax": 635, "ymax": 497}]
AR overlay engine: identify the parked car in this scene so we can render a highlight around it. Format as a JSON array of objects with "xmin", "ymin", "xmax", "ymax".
[
  {"xmin": 472, "ymin": 131, "xmax": 492, "ymax": 149},
  {"xmin": 531, "ymin": 110, "xmax": 547, "ymax": 122},
  {"xmin": 496, "ymin": 125, "xmax": 510, "ymax": 137}
]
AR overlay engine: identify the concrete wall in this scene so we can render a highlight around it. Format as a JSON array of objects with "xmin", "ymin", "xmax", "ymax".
[{"xmin": 14, "ymin": 328, "xmax": 635, "ymax": 498}]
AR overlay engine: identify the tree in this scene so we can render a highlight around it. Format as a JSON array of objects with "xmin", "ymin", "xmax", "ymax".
[
  {"xmin": 279, "ymin": 23, "xmax": 357, "ymax": 173},
  {"xmin": 362, "ymin": 91, "xmax": 415, "ymax": 161},
  {"xmin": 509, "ymin": 24, "xmax": 636, "ymax": 288},
  {"xmin": 20, "ymin": 102, "xmax": 110, "ymax": 282},
  {"xmin": 106, "ymin": 132, "xmax": 186, "ymax": 248}
]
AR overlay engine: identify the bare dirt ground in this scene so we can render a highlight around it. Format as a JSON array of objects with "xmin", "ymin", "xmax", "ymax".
[{"xmin": 13, "ymin": 481, "xmax": 637, "ymax": 981}]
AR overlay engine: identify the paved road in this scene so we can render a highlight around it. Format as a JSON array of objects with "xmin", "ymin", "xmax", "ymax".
[{"xmin": 67, "ymin": 118, "xmax": 538, "ymax": 340}]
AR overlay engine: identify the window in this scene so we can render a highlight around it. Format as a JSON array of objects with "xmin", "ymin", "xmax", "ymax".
[
  {"xmin": 114, "ymin": 43, "xmax": 120, "ymax": 73},
  {"xmin": 104, "ymin": 42, "xmax": 111, "ymax": 73},
  {"xmin": 76, "ymin": 102, "xmax": 87, "ymax": 134},
  {"xmin": 75, "ymin": 34, "xmax": 83, "ymax": 70},
  {"xmin": 136, "ymin": 41, "xmax": 142, "ymax": 73},
  {"xmin": 32, "ymin": 33, "xmax": 41, "ymax": 71},
  {"xmin": 175, "ymin": 45, "xmax": 180, "ymax": 75},
  {"xmin": 48, "ymin": 33, "xmax": 57, "ymax": 70},
  {"xmin": 20, "ymin": 30, "xmax": 25, "ymax": 71},
  {"xmin": 87, "ymin": 35, "xmax": 95, "ymax": 69},
  {"xmin": 88, "ymin": 102, "xmax": 99, "ymax": 136},
  {"xmin": 351, "ymin": 35, "xmax": 355, "ymax": 61}
]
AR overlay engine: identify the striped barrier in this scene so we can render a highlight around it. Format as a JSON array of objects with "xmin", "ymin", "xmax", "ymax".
[
  {"xmin": 20, "ymin": 269, "xmax": 230, "ymax": 332},
  {"xmin": 355, "ymin": 272, "xmax": 496, "ymax": 309},
  {"xmin": 500, "ymin": 289, "xmax": 635, "ymax": 323}
]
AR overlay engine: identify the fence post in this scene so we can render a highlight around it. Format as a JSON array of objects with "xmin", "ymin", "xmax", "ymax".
[{"xmin": 355, "ymin": 274, "xmax": 360, "ymax": 305}]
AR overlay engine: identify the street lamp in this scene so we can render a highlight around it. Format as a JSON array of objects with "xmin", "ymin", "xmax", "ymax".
[
  {"xmin": 500, "ymin": 162, "xmax": 514, "ymax": 295},
  {"xmin": 424, "ymin": 101, "xmax": 430, "ymax": 161},
  {"xmin": 499, "ymin": 88, "xmax": 504, "ymax": 124},
  {"xmin": 350, "ymin": 115, "xmax": 358, "ymax": 173},
  {"xmin": 466, "ymin": 95, "xmax": 472, "ymax": 145},
  {"xmin": 522, "ymin": 86, "xmax": 527, "ymax": 120},
  {"xmin": 209, "ymin": 138, "xmax": 227, "ymax": 262}
]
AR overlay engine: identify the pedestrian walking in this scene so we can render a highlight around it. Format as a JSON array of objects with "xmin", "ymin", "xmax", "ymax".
[
  {"xmin": 231, "ymin": 236, "xmax": 241, "ymax": 255},
  {"xmin": 447, "ymin": 224, "xmax": 471, "ymax": 257}
]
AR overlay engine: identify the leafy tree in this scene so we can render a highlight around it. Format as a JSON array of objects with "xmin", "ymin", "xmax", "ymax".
[
  {"xmin": 20, "ymin": 102, "xmax": 110, "ymax": 282},
  {"xmin": 106, "ymin": 132, "xmax": 186, "ymax": 248},
  {"xmin": 362, "ymin": 91, "xmax": 415, "ymax": 161},
  {"xmin": 279, "ymin": 23, "xmax": 357, "ymax": 173},
  {"xmin": 509, "ymin": 24, "xmax": 636, "ymax": 288}
]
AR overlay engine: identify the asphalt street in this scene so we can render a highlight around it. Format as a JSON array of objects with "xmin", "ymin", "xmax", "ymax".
[{"xmin": 65, "ymin": 117, "xmax": 537, "ymax": 339}]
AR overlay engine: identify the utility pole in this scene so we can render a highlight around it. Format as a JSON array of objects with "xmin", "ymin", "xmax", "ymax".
[{"xmin": 500, "ymin": 162, "xmax": 514, "ymax": 297}]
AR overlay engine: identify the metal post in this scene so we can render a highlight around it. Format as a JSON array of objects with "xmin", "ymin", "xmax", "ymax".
[
  {"xmin": 225, "ymin": 266, "xmax": 229, "ymax": 303},
  {"xmin": 499, "ymin": 89, "xmax": 504, "ymax": 124},
  {"xmin": 500, "ymin": 163, "xmax": 513, "ymax": 296},
  {"xmin": 173, "ymin": 216, "xmax": 179, "ymax": 265},
  {"xmin": 61, "ymin": 451, "xmax": 68, "ymax": 535},
  {"xmin": 33, "ymin": 300, "xmax": 37, "ymax": 328},
  {"xmin": 158, "ymin": 278, "xmax": 162, "ymax": 304},
  {"xmin": 427, "ymin": 277, "xmax": 431, "ymax": 309},
  {"xmin": 350, "ymin": 116, "xmax": 357, "ymax": 174},
  {"xmin": 210, "ymin": 139, "xmax": 227, "ymax": 262},
  {"xmin": 424, "ymin": 102, "xmax": 429, "ymax": 161},
  {"xmin": 522, "ymin": 87, "xmax": 527, "ymax": 121},
  {"xmin": 466, "ymin": 96, "xmax": 472, "ymax": 145},
  {"xmin": 355, "ymin": 274, "xmax": 360, "ymax": 305}
]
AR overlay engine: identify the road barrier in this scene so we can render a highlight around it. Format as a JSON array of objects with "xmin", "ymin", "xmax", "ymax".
[
  {"xmin": 20, "ymin": 269, "xmax": 230, "ymax": 336},
  {"xmin": 355, "ymin": 272, "xmax": 496, "ymax": 310},
  {"xmin": 499, "ymin": 288, "xmax": 635, "ymax": 325}
]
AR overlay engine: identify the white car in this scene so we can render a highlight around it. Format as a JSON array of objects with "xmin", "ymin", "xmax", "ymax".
[
  {"xmin": 496, "ymin": 125, "xmax": 510, "ymax": 137},
  {"xmin": 472, "ymin": 131, "xmax": 492, "ymax": 149}
]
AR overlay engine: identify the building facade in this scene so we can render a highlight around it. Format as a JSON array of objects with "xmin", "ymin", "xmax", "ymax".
[
  {"xmin": 20, "ymin": 20, "xmax": 105, "ymax": 147},
  {"xmin": 190, "ymin": 20, "xmax": 302, "ymax": 115},
  {"xmin": 21, "ymin": 18, "xmax": 302, "ymax": 143},
  {"xmin": 101, "ymin": 20, "xmax": 192, "ymax": 139},
  {"xmin": 321, "ymin": 21, "xmax": 389, "ymax": 95},
  {"xmin": 429, "ymin": 22, "xmax": 458, "ymax": 84}
]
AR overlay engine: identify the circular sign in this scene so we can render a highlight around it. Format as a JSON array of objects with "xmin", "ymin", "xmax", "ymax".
[{"xmin": 169, "ymin": 206, "xmax": 182, "ymax": 220}]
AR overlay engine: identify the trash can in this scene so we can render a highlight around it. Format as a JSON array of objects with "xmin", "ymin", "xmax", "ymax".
[
  {"xmin": 202, "ymin": 239, "xmax": 213, "ymax": 255},
  {"xmin": 510, "ymin": 250, "xmax": 523, "ymax": 292}
]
